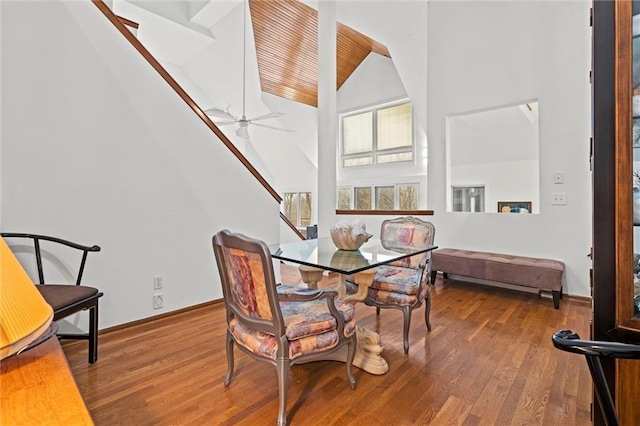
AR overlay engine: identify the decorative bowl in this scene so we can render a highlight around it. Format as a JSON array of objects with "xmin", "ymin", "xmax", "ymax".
[{"xmin": 329, "ymin": 220, "xmax": 372, "ymax": 250}]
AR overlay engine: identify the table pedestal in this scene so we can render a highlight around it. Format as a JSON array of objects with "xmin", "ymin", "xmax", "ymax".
[{"xmin": 297, "ymin": 265, "xmax": 388, "ymax": 375}]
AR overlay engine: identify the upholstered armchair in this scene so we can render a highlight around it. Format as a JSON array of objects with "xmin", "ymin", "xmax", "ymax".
[
  {"xmin": 212, "ymin": 230, "xmax": 357, "ymax": 426},
  {"xmin": 346, "ymin": 216, "xmax": 435, "ymax": 354}
]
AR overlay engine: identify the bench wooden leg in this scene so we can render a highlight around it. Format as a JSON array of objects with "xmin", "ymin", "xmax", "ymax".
[
  {"xmin": 552, "ymin": 290, "xmax": 561, "ymax": 309},
  {"xmin": 430, "ymin": 270, "xmax": 437, "ymax": 283}
]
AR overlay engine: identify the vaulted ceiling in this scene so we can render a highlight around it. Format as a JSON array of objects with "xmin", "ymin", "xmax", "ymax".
[{"xmin": 249, "ymin": 0, "xmax": 390, "ymax": 108}]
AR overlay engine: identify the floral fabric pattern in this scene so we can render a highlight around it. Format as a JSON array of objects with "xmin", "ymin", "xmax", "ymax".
[
  {"xmin": 371, "ymin": 265, "xmax": 422, "ymax": 295},
  {"xmin": 228, "ymin": 284, "xmax": 356, "ymax": 360},
  {"xmin": 346, "ymin": 280, "xmax": 430, "ymax": 307},
  {"xmin": 381, "ymin": 221, "xmax": 433, "ymax": 269},
  {"xmin": 229, "ymin": 314, "xmax": 356, "ymax": 360},
  {"xmin": 280, "ymin": 298, "xmax": 355, "ymax": 340},
  {"xmin": 223, "ymin": 247, "xmax": 272, "ymax": 320},
  {"xmin": 346, "ymin": 264, "xmax": 430, "ymax": 307}
]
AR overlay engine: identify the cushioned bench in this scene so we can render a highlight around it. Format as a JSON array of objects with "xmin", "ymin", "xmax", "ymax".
[{"xmin": 430, "ymin": 248, "xmax": 565, "ymax": 308}]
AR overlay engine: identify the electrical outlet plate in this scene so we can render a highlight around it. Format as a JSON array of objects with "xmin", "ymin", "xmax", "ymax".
[
  {"xmin": 153, "ymin": 293, "xmax": 164, "ymax": 309},
  {"xmin": 553, "ymin": 172, "xmax": 564, "ymax": 184},
  {"xmin": 153, "ymin": 275, "xmax": 163, "ymax": 290},
  {"xmin": 552, "ymin": 192, "xmax": 567, "ymax": 205}
]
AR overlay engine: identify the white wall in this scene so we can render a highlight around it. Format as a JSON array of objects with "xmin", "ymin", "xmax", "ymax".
[
  {"xmin": 0, "ymin": 0, "xmax": 280, "ymax": 330},
  {"xmin": 427, "ymin": 1, "xmax": 592, "ymax": 297}
]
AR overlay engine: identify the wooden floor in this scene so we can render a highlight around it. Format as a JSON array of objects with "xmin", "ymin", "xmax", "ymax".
[{"xmin": 62, "ymin": 265, "xmax": 593, "ymax": 425}]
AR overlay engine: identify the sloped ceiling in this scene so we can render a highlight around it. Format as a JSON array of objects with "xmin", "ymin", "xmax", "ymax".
[{"xmin": 249, "ymin": 0, "xmax": 390, "ymax": 107}]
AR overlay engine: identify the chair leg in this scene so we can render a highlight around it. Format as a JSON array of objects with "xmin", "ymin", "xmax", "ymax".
[
  {"xmin": 88, "ymin": 302, "xmax": 99, "ymax": 364},
  {"xmin": 345, "ymin": 336, "xmax": 357, "ymax": 390},
  {"xmin": 376, "ymin": 307, "xmax": 380, "ymax": 316},
  {"xmin": 224, "ymin": 331, "xmax": 235, "ymax": 387},
  {"xmin": 276, "ymin": 357, "xmax": 290, "ymax": 426},
  {"xmin": 402, "ymin": 306, "xmax": 412, "ymax": 355},
  {"xmin": 425, "ymin": 296, "xmax": 432, "ymax": 331}
]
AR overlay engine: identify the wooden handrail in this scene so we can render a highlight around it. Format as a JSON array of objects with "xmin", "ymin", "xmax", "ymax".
[
  {"xmin": 116, "ymin": 15, "xmax": 138, "ymax": 30},
  {"xmin": 280, "ymin": 212, "xmax": 306, "ymax": 240},
  {"xmin": 92, "ymin": 0, "xmax": 282, "ymax": 203}
]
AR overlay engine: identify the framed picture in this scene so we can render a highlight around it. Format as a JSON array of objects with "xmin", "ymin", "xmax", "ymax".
[{"xmin": 498, "ymin": 201, "xmax": 532, "ymax": 213}]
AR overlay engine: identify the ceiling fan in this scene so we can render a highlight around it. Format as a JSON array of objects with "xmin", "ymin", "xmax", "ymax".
[{"xmin": 204, "ymin": 0, "xmax": 293, "ymax": 140}]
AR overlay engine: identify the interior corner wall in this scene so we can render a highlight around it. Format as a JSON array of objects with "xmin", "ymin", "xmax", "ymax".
[
  {"xmin": 0, "ymin": 0, "xmax": 280, "ymax": 329},
  {"xmin": 427, "ymin": 1, "xmax": 592, "ymax": 297}
]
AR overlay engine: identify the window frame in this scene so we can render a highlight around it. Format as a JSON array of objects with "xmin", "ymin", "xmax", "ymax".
[
  {"xmin": 336, "ymin": 183, "xmax": 419, "ymax": 211},
  {"xmin": 282, "ymin": 191, "xmax": 312, "ymax": 227},
  {"xmin": 451, "ymin": 185, "xmax": 486, "ymax": 212},
  {"xmin": 339, "ymin": 98, "xmax": 415, "ymax": 168}
]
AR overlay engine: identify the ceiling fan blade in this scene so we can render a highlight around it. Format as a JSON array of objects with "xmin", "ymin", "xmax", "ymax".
[
  {"xmin": 204, "ymin": 108, "xmax": 237, "ymax": 121},
  {"xmin": 250, "ymin": 122, "xmax": 295, "ymax": 133},
  {"xmin": 248, "ymin": 112, "xmax": 285, "ymax": 122},
  {"xmin": 236, "ymin": 126, "xmax": 250, "ymax": 139},
  {"xmin": 213, "ymin": 120, "xmax": 237, "ymax": 126}
]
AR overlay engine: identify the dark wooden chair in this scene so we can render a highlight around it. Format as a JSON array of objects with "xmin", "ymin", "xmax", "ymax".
[
  {"xmin": 1, "ymin": 233, "xmax": 103, "ymax": 364},
  {"xmin": 212, "ymin": 229, "xmax": 357, "ymax": 426},
  {"xmin": 552, "ymin": 329, "xmax": 640, "ymax": 426},
  {"xmin": 346, "ymin": 216, "xmax": 435, "ymax": 354}
]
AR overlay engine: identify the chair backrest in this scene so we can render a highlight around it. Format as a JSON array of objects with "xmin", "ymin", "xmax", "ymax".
[
  {"xmin": 212, "ymin": 230, "xmax": 286, "ymax": 338},
  {"xmin": 0, "ymin": 233, "xmax": 101, "ymax": 286},
  {"xmin": 380, "ymin": 216, "xmax": 435, "ymax": 270}
]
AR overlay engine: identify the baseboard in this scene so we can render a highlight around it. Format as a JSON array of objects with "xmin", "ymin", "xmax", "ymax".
[{"xmin": 98, "ymin": 299, "xmax": 223, "ymax": 335}]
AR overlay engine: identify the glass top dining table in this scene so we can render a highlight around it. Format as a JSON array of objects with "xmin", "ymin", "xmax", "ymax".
[
  {"xmin": 268, "ymin": 237, "xmax": 437, "ymax": 375},
  {"xmin": 268, "ymin": 237, "xmax": 437, "ymax": 275}
]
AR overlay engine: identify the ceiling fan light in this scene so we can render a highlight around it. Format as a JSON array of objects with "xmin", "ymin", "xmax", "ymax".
[{"xmin": 236, "ymin": 126, "xmax": 250, "ymax": 139}]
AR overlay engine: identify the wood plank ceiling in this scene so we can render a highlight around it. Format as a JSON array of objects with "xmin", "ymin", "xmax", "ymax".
[{"xmin": 249, "ymin": 0, "xmax": 390, "ymax": 108}]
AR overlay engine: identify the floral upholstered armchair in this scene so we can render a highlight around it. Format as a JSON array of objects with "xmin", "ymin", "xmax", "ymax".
[
  {"xmin": 346, "ymin": 216, "xmax": 435, "ymax": 354},
  {"xmin": 212, "ymin": 230, "xmax": 357, "ymax": 426}
]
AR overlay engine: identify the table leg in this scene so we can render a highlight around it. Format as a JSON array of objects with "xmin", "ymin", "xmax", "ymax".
[
  {"xmin": 296, "ymin": 265, "xmax": 389, "ymax": 375},
  {"xmin": 297, "ymin": 265, "xmax": 324, "ymax": 290},
  {"xmin": 344, "ymin": 268, "xmax": 388, "ymax": 374},
  {"xmin": 342, "ymin": 269, "xmax": 376, "ymax": 304}
]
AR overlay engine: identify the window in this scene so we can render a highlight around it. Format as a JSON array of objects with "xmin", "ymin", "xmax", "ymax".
[
  {"xmin": 452, "ymin": 186, "xmax": 485, "ymax": 212},
  {"xmin": 376, "ymin": 186, "xmax": 395, "ymax": 209},
  {"xmin": 283, "ymin": 192, "xmax": 312, "ymax": 227},
  {"xmin": 355, "ymin": 187, "xmax": 372, "ymax": 209},
  {"xmin": 341, "ymin": 100, "xmax": 414, "ymax": 168},
  {"xmin": 337, "ymin": 187, "xmax": 352, "ymax": 210},
  {"xmin": 338, "ymin": 184, "xmax": 419, "ymax": 210}
]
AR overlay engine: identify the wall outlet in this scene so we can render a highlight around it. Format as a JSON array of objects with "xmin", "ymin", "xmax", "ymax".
[
  {"xmin": 153, "ymin": 293, "xmax": 164, "ymax": 310},
  {"xmin": 553, "ymin": 172, "xmax": 564, "ymax": 184},
  {"xmin": 153, "ymin": 275, "xmax": 163, "ymax": 290},
  {"xmin": 552, "ymin": 192, "xmax": 567, "ymax": 205}
]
